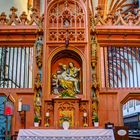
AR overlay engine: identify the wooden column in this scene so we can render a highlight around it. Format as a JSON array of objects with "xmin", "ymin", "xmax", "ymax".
[{"xmin": 33, "ymin": 0, "xmax": 40, "ymax": 15}]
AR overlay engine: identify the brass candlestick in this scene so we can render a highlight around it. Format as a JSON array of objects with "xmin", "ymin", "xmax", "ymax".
[
  {"xmin": 83, "ymin": 112, "xmax": 88, "ymax": 127},
  {"xmin": 45, "ymin": 112, "xmax": 50, "ymax": 127}
]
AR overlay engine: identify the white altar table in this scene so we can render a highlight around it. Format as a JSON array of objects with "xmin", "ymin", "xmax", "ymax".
[{"xmin": 17, "ymin": 129, "xmax": 115, "ymax": 140}]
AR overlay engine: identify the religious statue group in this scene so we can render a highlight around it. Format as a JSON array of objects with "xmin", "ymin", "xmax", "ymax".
[{"xmin": 52, "ymin": 62, "xmax": 80, "ymax": 97}]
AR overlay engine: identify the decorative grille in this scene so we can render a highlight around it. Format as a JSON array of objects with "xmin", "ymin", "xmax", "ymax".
[
  {"xmin": 0, "ymin": 47, "xmax": 33, "ymax": 88},
  {"xmin": 104, "ymin": 47, "xmax": 140, "ymax": 88}
]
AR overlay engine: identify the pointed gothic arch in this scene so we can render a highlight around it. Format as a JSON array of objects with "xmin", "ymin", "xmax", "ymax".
[
  {"xmin": 46, "ymin": 0, "xmax": 87, "ymax": 42},
  {"xmin": 47, "ymin": 46, "xmax": 87, "ymax": 97}
]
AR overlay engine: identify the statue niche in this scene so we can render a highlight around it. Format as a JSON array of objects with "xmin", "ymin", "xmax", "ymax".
[
  {"xmin": 51, "ymin": 51, "xmax": 82, "ymax": 97},
  {"xmin": 52, "ymin": 62, "xmax": 80, "ymax": 97}
]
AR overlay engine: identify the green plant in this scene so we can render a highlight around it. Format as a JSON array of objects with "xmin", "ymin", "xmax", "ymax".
[
  {"xmin": 34, "ymin": 116, "xmax": 39, "ymax": 122},
  {"xmin": 60, "ymin": 116, "xmax": 70, "ymax": 122},
  {"xmin": 94, "ymin": 115, "xmax": 99, "ymax": 122},
  {"xmin": 59, "ymin": 89, "xmax": 76, "ymax": 98}
]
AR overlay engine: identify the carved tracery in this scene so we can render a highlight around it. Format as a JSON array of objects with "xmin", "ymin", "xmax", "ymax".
[{"xmin": 47, "ymin": 0, "xmax": 85, "ymax": 42}]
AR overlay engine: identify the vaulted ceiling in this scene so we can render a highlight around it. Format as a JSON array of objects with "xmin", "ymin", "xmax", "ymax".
[
  {"xmin": 92, "ymin": 0, "xmax": 139, "ymax": 17},
  {"xmin": 107, "ymin": 0, "xmax": 138, "ymax": 14}
]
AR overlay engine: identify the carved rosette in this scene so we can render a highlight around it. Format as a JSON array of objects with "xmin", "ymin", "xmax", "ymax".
[{"xmin": 34, "ymin": 34, "xmax": 43, "ymax": 124}]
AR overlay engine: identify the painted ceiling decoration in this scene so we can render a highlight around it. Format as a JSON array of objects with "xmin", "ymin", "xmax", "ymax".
[
  {"xmin": 90, "ymin": 0, "xmax": 139, "ymax": 20},
  {"xmin": 107, "ymin": 0, "xmax": 139, "ymax": 15},
  {"xmin": 92, "ymin": 0, "xmax": 140, "ymax": 26}
]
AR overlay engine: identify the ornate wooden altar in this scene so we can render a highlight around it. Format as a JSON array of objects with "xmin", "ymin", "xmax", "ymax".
[
  {"xmin": 34, "ymin": 0, "xmax": 94, "ymax": 128},
  {"xmin": 45, "ymin": 98, "xmax": 89, "ymax": 128},
  {"xmin": 2, "ymin": 0, "xmax": 140, "ymax": 135}
]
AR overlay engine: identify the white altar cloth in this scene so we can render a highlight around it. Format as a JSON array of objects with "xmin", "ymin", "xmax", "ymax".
[{"xmin": 17, "ymin": 129, "xmax": 115, "ymax": 140}]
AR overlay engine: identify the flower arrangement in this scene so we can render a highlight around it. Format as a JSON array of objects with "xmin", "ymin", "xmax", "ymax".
[
  {"xmin": 59, "ymin": 111, "xmax": 74, "ymax": 127},
  {"xmin": 59, "ymin": 89, "xmax": 75, "ymax": 98},
  {"xmin": 59, "ymin": 112, "xmax": 72, "ymax": 127},
  {"xmin": 60, "ymin": 114, "xmax": 70, "ymax": 122}
]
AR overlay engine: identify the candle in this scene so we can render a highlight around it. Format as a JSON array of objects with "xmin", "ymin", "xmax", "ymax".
[
  {"xmin": 83, "ymin": 112, "xmax": 87, "ymax": 117},
  {"xmin": 46, "ymin": 112, "xmax": 49, "ymax": 117},
  {"xmin": 18, "ymin": 98, "xmax": 22, "ymax": 112}
]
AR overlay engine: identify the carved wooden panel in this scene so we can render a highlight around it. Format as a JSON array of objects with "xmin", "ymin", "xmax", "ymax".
[
  {"xmin": 53, "ymin": 98, "xmax": 80, "ymax": 128},
  {"xmin": 47, "ymin": 0, "xmax": 85, "ymax": 42}
]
